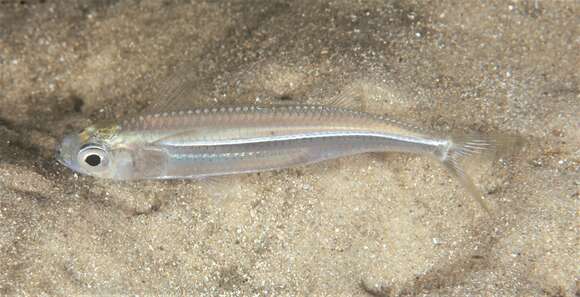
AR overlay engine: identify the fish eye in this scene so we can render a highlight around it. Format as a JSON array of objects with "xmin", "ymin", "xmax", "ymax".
[
  {"xmin": 84, "ymin": 154, "xmax": 102, "ymax": 167},
  {"xmin": 78, "ymin": 144, "xmax": 108, "ymax": 169}
]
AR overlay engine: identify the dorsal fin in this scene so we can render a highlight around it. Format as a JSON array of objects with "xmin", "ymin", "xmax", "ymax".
[
  {"xmin": 327, "ymin": 93, "xmax": 363, "ymax": 110},
  {"xmin": 325, "ymin": 84, "xmax": 366, "ymax": 111},
  {"xmin": 133, "ymin": 58, "xmax": 273, "ymax": 116},
  {"xmin": 139, "ymin": 63, "xmax": 218, "ymax": 114}
]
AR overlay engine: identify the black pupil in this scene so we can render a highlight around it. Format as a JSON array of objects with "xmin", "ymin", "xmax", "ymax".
[{"xmin": 85, "ymin": 154, "xmax": 101, "ymax": 167}]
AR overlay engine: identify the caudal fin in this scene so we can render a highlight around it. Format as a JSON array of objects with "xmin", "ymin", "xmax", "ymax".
[{"xmin": 440, "ymin": 134, "xmax": 523, "ymax": 215}]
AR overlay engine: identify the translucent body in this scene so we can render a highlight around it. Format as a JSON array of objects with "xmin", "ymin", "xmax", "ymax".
[
  {"xmin": 116, "ymin": 105, "xmax": 447, "ymax": 180},
  {"xmin": 58, "ymin": 103, "xmax": 520, "ymax": 212},
  {"xmin": 58, "ymin": 105, "xmax": 447, "ymax": 180}
]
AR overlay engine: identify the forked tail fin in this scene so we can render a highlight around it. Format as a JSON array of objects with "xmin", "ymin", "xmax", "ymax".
[{"xmin": 439, "ymin": 134, "xmax": 523, "ymax": 215}]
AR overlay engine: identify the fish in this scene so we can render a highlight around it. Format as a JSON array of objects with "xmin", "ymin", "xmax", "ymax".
[{"xmin": 56, "ymin": 103, "xmax": 519, "ymax": 213}]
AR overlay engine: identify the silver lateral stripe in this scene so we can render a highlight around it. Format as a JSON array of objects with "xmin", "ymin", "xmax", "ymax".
[{"xmin": 155, "ymin": 131, "xmax": 445, "ymax": 147}]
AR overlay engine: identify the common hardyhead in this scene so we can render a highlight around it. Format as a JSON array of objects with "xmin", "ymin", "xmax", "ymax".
[{"xmin": 56, "ymin": 98, "xmax": 521, "ymax": 214}]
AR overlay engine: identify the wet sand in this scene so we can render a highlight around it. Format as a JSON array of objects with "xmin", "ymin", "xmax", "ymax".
[{"xmin": 0, "ymin": 0, "xmax": 578, "ymax": 296}]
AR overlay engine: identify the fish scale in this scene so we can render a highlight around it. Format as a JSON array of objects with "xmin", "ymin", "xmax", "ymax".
[{"xmin": 121, "ymin": 105, "xmax": 411, "ymax": 137}]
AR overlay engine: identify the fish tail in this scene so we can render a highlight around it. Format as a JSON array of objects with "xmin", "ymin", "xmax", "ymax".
[{"xmin": 438, "ymin": 133, "xmax": 523, "ymax": 215}]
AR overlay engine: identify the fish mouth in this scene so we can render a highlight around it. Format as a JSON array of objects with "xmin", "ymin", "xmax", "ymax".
[
  {"xmin": 55, "ymin": 146, "xmax": 70, "ymax": 168},
  {"xmin": 55, "ymin": 142, "xmax": 72, "ymax": 169},
  {"xmin": 56, "ymin": 133, "xmax": 82, "ymax": 172}
]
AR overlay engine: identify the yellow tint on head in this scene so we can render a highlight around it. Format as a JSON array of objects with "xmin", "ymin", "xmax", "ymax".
[{"xmin": 79, "ymin": 121, "xmax": 120, "ymax": 144}]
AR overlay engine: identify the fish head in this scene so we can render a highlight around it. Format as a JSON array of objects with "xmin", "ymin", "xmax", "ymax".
[{"xmin": 57, "ymin": 121, "xmax": 127, "ymax": 179}]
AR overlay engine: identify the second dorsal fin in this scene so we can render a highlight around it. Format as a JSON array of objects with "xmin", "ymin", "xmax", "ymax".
[
  {"xmin": 140, "ymin": 63, "xmax": 219, "ymax": 114},
  {"xmin": 326, "ymin": 90, "xmax": 365, "ymax": 111}
]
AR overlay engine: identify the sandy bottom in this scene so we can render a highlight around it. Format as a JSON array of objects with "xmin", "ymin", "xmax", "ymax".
[{"xmin": 0, "ymin": 0, "xmax": 577, "ymax": 296}]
